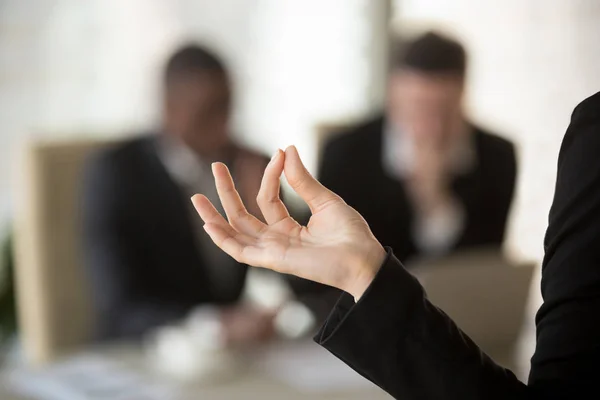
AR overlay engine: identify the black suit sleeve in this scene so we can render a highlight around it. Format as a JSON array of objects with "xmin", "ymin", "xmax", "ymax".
[
  {"xmin": 82, "ymin": 154, "xmax": 189, "ymax": 340},
  {"xmin": 316, "ymin": 249, "xmax": 527, "ymax": 399},
  {"xmin": 315, "ymin": 92, "xmax": 600, "ymax": 399},
  {"xmin": 528, "ymin": 93, "xmax": 600, "ymax": 391}
]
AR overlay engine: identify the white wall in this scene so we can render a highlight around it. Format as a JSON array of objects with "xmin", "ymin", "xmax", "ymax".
[
  {"xmin": 393, "ymin": 0, "xmax": 600, "ymax": 264},
  {"xmin": 0, "ymin": 0, "xmax": 390, "ymax": 224}
]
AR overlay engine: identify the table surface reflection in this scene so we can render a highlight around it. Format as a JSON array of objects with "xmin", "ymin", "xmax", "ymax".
[{"xmin": 1, "ymin": 340, "xmax": 393, "ymax": 400}]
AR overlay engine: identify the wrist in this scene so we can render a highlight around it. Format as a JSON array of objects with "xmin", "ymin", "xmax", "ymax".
[{"xmin": 344, "ymin": 241, "xmax": 386, "ymax": 301}]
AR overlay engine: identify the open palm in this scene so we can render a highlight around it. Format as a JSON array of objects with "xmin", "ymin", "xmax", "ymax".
[{"xmin": 192, "ymin": 146, "xmax": 385, "ymax": 299}]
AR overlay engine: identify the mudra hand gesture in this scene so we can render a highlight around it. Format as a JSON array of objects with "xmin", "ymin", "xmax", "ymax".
[{"xmin": 192, "ymin": 146, "xmax": 386, "ymax": 300}]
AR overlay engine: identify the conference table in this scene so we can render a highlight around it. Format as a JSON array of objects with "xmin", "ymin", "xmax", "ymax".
[
  {"xmin": 0, "ymin": 340, "xmax": 393, "ymax": 400},
  {"xmin": 1, "ymin": 250, "xmax": 538, "ymax": 399},
  {"xmin": 1, "ymin": 338, "xmax": 532, "ymax": 400}
]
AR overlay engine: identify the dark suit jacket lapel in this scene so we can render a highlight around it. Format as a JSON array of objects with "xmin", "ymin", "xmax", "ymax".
[{"xmin": 140, "ymin": 137, "xmax": 211, "ymax": 295}]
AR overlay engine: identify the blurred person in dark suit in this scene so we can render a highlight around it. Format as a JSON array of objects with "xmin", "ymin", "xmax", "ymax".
[
  {"xmin": 82, "ymin": 44, "xmax": 275, "ymax": 342},
  {"xmin": 319, "ymin": 31, "xmax": 517, "ymax": 263}
]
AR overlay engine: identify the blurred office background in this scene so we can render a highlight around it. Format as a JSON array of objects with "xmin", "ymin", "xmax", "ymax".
[
  {"xmin": 1, "ymin": 0, "xmax": 600, "ymax": 398},
  {"xmin": 2, "ymin": 0, "xmax": 600, "ymax": 264}
]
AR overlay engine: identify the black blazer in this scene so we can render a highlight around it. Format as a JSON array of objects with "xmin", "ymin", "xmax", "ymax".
[
  {"xmin": 315, "ymin": 92, "xmax": 600, "ymax": 399},
  {"xmin": 82, "ymin": 135, "xmax": 254, "ymax": 340},
  {"xmin": 319, "ymin": 117, "xmax": 517, "ymax": 262}
]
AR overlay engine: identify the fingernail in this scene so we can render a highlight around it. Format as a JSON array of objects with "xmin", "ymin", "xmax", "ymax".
[{"xmin": 270, "ymin": 149, "xmax": 281, "ymax": 162}]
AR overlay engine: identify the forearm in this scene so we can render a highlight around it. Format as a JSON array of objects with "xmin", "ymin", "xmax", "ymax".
[{"xmin": 316, "ymin": 249, "xmax": 528, "ymax": 399}]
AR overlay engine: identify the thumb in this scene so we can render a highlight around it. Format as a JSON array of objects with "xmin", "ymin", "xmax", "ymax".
[{"xmin": 283, "ymin": 145, "xmax": 341, "ymax": 213}]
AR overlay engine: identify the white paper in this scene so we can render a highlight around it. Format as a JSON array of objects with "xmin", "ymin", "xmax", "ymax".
[{"xmin": 4, "ymin": 354, "xmax": 178, "ymax": 400}]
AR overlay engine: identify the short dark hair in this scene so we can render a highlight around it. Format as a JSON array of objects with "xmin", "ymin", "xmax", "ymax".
[
  {"xmin": 164, "ymin": 43, "xmax": 228, "ymax": 83},
  {"xmin": 392, "ymin": 31, "xmax": 467, "ymax": 77}
]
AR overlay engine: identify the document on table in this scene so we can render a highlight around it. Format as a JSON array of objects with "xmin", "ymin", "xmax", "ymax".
[
  {"xmin": 256, "ymin": 341, "xmax": 378, "ymax": 393},
  {"xmin": 4, "ymin": 354, "xmax": 179, "ymax": 400}
]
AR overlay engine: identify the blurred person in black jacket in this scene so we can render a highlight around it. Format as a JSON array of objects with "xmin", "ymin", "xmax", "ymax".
[
  {"xmin": 82, "ymin": 44, "xmax": 277, "ymax": 342},
  {"xmin": 319, "ymin": 31, "xmax": 517, "ymax": 263}
]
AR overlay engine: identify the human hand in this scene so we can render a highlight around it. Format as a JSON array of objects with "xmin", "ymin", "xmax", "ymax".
[{"xmin": 192, "ymin": 146, "xmax": 386, "ymax": 301}]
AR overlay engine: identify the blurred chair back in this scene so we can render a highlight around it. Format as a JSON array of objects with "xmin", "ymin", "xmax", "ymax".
[
  {"xmin": 14, "ymin": 139, "xmax": 113, "ymax": 365},
  {"xmin": 411, "ymin": 248, "xmax": 536, "ymax": 368}
]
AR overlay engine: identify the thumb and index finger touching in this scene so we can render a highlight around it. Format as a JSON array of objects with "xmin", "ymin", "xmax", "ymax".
[
  {"xmin": 192, "ymin": 145, "xmax": 339, "ymax": 238},
  {"xmin": 190, "ymin": 145, "xmax": 340, "ymax": 271},
  {"xmin": 283, "ymin": 145, "xmax": 341, "ymax": 213}
]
